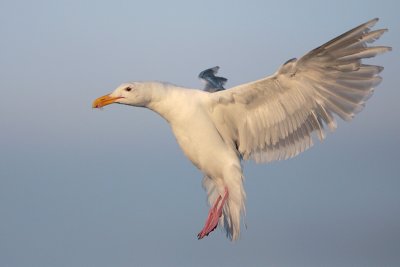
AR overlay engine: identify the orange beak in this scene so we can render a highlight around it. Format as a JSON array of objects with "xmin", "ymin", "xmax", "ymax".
[{"xmin": 92, "ymin": 94, "xmax": 123, "ymax": 108}]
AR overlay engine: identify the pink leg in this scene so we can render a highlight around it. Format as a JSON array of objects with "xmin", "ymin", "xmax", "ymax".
[{"xmin": 197, "ymin": 188, "xmax": 229, "ymax": 239}]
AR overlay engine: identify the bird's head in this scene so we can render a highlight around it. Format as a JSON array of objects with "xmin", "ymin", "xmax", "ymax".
[{"xmin": 92, "ymin": 82, "xmax": 154, "ymax": 108}]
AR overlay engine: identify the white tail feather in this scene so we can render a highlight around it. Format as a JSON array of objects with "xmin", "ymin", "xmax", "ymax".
[{"xmin": 202, "ymin": 164, "xmax": 246, "ymax": 241}]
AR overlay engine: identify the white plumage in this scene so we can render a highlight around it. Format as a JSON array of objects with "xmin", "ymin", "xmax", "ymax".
[{"xmin": 93, "ymin": 18, "xmax": 390, "ymax": 241}]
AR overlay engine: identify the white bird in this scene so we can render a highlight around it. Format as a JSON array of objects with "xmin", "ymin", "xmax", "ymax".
[{"xmin": 92, "ymin": 18, "xmax": 390, "ymax": 241}]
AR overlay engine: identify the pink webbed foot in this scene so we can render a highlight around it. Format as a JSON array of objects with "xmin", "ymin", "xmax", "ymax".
[{"xmin": 197, "ymin": 188, "xmax": 229, "ymax": 239}]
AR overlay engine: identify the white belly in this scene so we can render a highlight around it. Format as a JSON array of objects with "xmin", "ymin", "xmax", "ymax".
[{"xmin": 171, "ymin": 114, "xmax": 236, "ymax": 178}]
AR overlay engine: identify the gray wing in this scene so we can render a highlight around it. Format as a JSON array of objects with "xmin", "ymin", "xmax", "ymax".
[
  {"xmin": 209, "ymin": 18, "xmax": 390, "ymax": 163},
  {"xmin": 199, "ymin": 66, "xmax": 227, "ymax": 92}
]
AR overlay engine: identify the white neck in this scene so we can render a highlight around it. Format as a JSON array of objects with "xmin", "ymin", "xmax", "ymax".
[{"xmin": 146, "ymin": 83, "xmax": 202, "ymax": 124}]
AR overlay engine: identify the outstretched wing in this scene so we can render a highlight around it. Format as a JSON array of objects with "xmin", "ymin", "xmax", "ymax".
[
  {"xmin": 199, "ymin": 66, "xmax": 228, "ymax": 92},
  {"xmin": 209, "ymin": 18, "xmax": 391, "ymax": 163}
]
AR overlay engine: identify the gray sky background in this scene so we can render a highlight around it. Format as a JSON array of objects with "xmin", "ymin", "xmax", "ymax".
[{"xmin": 1, "ymin": 0, "xmax": 399, "ymax": 266}]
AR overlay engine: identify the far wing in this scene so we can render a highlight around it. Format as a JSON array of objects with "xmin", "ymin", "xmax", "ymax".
[
  {"xmin": 199, "ymin": 66, "xmax": 227, "ymax": 92},
  {"xmin": 209, "ymin": 18, "xmax": 391, "ymax": 163}
]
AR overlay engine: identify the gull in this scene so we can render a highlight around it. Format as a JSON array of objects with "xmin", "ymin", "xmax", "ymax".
[{"xmin": 92, "ymin": 18, "xmax": 390, "ymax": 241}]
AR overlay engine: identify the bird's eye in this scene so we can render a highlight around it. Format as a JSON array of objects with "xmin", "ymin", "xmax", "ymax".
[{"xmin": 125, "ymin": 87, "xmax": 132, "ymax": 92}]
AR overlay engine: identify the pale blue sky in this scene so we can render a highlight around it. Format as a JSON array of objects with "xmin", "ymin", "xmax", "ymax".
[{"xmin": 1, "ymin": 0, "xmax": 399, "ymax": 266}]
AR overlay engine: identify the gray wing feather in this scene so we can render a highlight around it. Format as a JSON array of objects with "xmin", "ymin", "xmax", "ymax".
[
  {"xmin": 199, "ymin": 66, "xmax": 228, "ymax": 92},
  {"xmin": 210, "ymin": 18, "xmax": 391, "ymax": 163}
]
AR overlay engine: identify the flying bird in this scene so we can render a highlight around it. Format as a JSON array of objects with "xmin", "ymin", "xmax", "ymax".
[{"xmin": 92, "ymin": 18, "xmax": 390, "ymax": 241}]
